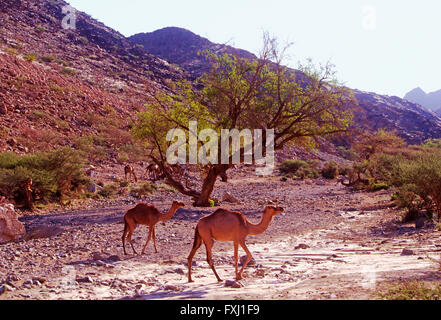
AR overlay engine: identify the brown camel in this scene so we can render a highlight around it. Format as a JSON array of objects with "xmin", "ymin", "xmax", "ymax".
[
  {"xmin": 122, "ymin": 200, "xmax": 185, "ymax": 255},
  {"xmin": 187, "ymin": 205, "xmax": 284, "ymax": 282},
  {"xmin": 124, "ymin": 165, "xmax": 137, "ymax": 182}
]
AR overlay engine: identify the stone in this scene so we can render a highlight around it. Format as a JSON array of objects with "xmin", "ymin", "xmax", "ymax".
[
  {"xmin": 24, "ymin": 226, "xmax": 64, "ymax": 240},
  {"xmin": 0, "ymin": 104, "xmax": 7, "ymax": 115},
  {"xmin": 0, "ymin": 204, "xmax": 26, "ymax": 244},
  {"xmin": 222, "ymin": 193, "xmax": 240, "ymax": 204},
  {"xmin": 76, "ymin": 276, "xmax": 94, "ymax": 284},
  {"xmin": 239, "ymin": 255, "xmax": 256, "ymax": 266},
  {"xmin": 108, "ymin": 255, "xmax": 121, "ymax": 262},
  {"xmin": 91, "ymin": 251, "xmax": 105, "ymax": 261},
  {"xmin": 174, "ymin": 268, "xmax": 185, "ymax": 275},
  {"xmin": 401, "ymin": 249, "xmax": 415, "ymax": 256},
  {"xmin": 225, "ymin": 280, "xmax": 243, "ymax": 288},
  {"xmin": 164, "ymin": 285, "xmax": 180, "ymax": 291},
  {"xmin": 86, "ymin": 183, "xmax": 97, "ymax": 193},
  {"xmin": 295, "ymin": 243, "xmax": 310, "ymax": 250},
  {"xmin": 415, "ymin": 217, "xmax": 425, "ymax": 229}
]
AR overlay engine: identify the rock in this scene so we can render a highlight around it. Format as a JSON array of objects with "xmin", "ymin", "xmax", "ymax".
[
  {"xmin": 415, "ymin": 217, "xmax": 425, "ymax": 229},
  {"xmin": 91, "ymin": 251, "xmax": 105, "ymax": 261},
  {"xmin": 0, "ymin": 104, "xmax": 7, "ymax": 115},
  {"xmin": 86, "ymin": 183, "xmax": 97, "ymax": 193},
  {"xmin": 254, "ymin": 269, "xmax": 265, "ymax": 277},
  {"xmin": 316, "ymin": 180, "xmax": 325, "ymax": 186},
  {"xmin": 174, "ymin": 268, "xmax": 185, "ymax": 275},
  {"xmin": 108, "ymin": 255, "xmax": 121, "ymax": 262},
  {"xmin": 401, "ymin": 249, "xmax": 415, "ymax": 256},
  {"xmin": 222, "ymin": 193, "xmax": 240, "ymax": 204},
  {"xmin": 76, "ymin": 276, "xmax": 94, "ymax": 284},
  {"xmin": 24, "ymin": 226, "xmax": 64, "ymax": 240},
  {"xmin": 239, "ymin": 255, "xmax": 256, "ymax": 266},
  {"xmin": 164, "ymin": 285, "xmax": 180, "ymax": 291},
  {"xmin": 295, "ymin": 243, "xmax": 310, "ymax": 250},
  {"xmin": 0, "ymin": 204, "xmax": 26, "ymax": 244},
  {"xmin": 225, "ymin": 280, "xmax": 243, "ymax": 288}
]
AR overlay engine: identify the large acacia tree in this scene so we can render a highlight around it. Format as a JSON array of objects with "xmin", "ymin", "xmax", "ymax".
[{"xmin": 133, "ymin": 35, "xmax": 356, "ymax": 206}]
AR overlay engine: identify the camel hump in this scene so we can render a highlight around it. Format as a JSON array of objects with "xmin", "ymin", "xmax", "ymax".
[{"xmin": 211, "ymin": 208, "xmax": 247, "ymax": 225}]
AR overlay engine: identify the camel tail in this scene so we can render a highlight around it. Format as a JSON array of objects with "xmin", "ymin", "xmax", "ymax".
[{"xmin": 192, "ymin": 226, "xmax": 202, "ymax": 249}]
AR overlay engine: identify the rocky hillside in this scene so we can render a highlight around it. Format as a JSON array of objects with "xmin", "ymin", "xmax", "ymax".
[
  {"xmin": 129, "ymin": 27, "xmax": 256, "ymax": 79},
  {"xmin": 129, "ymin": 27, "xmax": 441, "ymax": 145},
  {"xmin": 0, "ymin": 0, "xmax": 185, "ymax": 154},
  {"xmin": 404, "ymin": 87, "xmax": 441, "ymax": 114}
]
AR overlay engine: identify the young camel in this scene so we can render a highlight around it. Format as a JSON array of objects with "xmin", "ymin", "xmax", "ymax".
[
  {"xmin": 124, "ymin": 165, "xmax": 137, "ymax": 182},
  {"xmin": 122, "ymin": 200, "xmax": 185, "ymax": 255},
  {"xmin": 187, "ymin": 205, "xmax": 284, "ymax": 282}
]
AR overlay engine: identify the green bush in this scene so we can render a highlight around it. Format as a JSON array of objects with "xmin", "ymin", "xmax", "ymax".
[
  {"xmin": 279, "ymin": 160, "xmax": 308, "ymax": 175},
  {"xmin": 130, "ymin": 183, "xmax": 157, "ymax": 198},
  {"xmin": 0, "ymin": 147, "xmax": 89, "ymax": 203},
  {"xmin": 377, "ymin": 281, "xmax": 441, "ymax": 300},
  {"xmin": 321, "ymin": 161, "xmax": 339, "ymax": 179},
  {"xmin": 24, "ymin": 52, "xmax": 38, "ymax": 62},
  {"xmin": 97, "ymin": 184, "xmax": 118, "ymax": 198}
]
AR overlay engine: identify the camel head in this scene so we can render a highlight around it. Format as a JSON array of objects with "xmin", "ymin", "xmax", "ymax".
[
  {"xmin": 172, "ymin": 201, "xmax": 185, "ymax": 209},
  {"xmin": 264, "ymin": 205, "xmax": 284, "ymax": 216}
]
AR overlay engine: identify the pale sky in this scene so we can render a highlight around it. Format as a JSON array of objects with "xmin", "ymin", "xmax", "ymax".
[{"xmin": 67, "ymin": 0, "xmax": 441, "ymax": 98}]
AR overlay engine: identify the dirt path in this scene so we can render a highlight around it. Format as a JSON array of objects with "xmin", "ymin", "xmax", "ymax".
[{"xmin": 1, "ymin": 178, "xmax": 440, "ymax": 300}]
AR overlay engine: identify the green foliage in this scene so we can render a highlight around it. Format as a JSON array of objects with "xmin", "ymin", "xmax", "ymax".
[
  {"xmin": 336, "ymin": 146, "xmax": 357, "ymax": 160},
  {"xmin": 5, "ymin": 47, "xmax": 18, "ymax": 55},
  {"xmin": 60, "ymin": 67, "xmax": 77, "ymax": 76},
  {"xmin": 35, "ymin": 25, "xmax": 46, "ymax": 33},
  {"xmin": 279, "ymin": 160, "xmax": 308, "ymax": 175},
  {"xmin": 0, "ymin": 147, "xmax": 89, "ymax": 202},
  {"xmin": 130, "ymin": 183, "xmax": 157, "ymax": 198},
  {"xmin": 377, "ymin": 281, "xmax": 441, "ymax": 300},
  {"xmin": 24, "ymin": 52, "xmax": 38, "ymax": 62},
  {"xmin": 40, "ymin": 55, "xmax": 55, "ymax": 63},
  {"xmin": 209, "ymin": 199, "xmax": 215, "ymax": 207},
  {"xmin": 97, "ymin": 184, "xmax": 118, "ymax": 198},
  {"xmin": 369, "ymin": 182, "xmax": 389, "ymax": 192},
  {"xmin": 321, "ymin": 161, "xmax": 339, "ymax": 179},
  {"xmin": 79, "ymin": 36, "xmax": 88, "ymax": 44}
]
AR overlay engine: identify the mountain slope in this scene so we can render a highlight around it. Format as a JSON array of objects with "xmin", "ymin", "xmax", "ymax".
[
  {"xmin": 129, "ymin": 27, "xmax": 441, "ymax": 144},
  {"xmin": 0, "ymin": 0, "xmax": 186, "ymax": 154},
  {"xmin": 404, "ymin": 87, "xmax": 441, "ymax": 113}
]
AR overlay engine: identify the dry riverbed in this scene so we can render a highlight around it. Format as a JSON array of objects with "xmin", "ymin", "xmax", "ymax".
[{"xmin": 1, "ymin": 173, "xmax": 441, "ymax": 300}]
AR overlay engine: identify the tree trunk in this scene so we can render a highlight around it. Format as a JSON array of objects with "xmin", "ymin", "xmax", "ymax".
[{"xmin": 194, "ymin": 164, "xmax": 229, "ymax": 207}]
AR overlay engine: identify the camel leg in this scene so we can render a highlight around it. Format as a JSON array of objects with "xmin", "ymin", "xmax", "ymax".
[
  {"xmin": 233, "ymin": 241, "xmax": 239, "ymax": 280},
  {"xmin": 187, "ymin": 229, "xmax": 203, "ymax": 283},
  {"xmin": 204, "ymin": 238, "xmax": 222, "ymax": 282},
  {"xmin": 141, "ymin": 227, "xmax": 153, "ymax": 254},
  {"xmin": 152, "ymin": 226, "xmax": 158, "ymax": 253},
  {"xmin": 237, "ymin": 240, "xmax": 252, "ymax": 280},
  {"xmin": 122, "ymin": 223, "xmax": 128, "ymax": 255},
  {"xmin": 127, "ymin": 228, "xmax": 138, "ymax": 255}
]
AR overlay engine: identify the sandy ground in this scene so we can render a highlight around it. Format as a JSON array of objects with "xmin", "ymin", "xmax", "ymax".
[{"xmin": 1, "ymin": 172, "xmax": 441, "ymax": 300}]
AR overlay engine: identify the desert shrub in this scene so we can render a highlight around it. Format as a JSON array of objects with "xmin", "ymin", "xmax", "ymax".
[
  {"xmin": 97, "ymin": 184, "xmax": 118, "ymax": 198},
  {"xmin": 24, "ymin": 52, "xmax": 38, "ymax": 62},
  {"xmin": 337, "ymin": 146, "xmax": 358, "ymax": 160},
  {"xmin": 40, "ymin": 55, "xmax": 55, "ymax": 63},
  {"xmin": 296, "ymin": 165, "xmax": 320, "ymax": 179},
  {"xmin": 130, "ymin": 183, "xmax": 157, "ymax": 198},
  {"xmin": 5, "ymin": 47, "xmax": 18, "ymax": 55},
  {"xmin": 279, "ymin": 160, "xmax": 308, "ymax": 175},
  {"xmin": 377, "ymin": 281, "xmax": 441, "ymax": 300},
  {"xmin": 60, "ymin": 67, "xmax": 77, "ymax": 75},
  {"xmin": 369, "ymin": 182, "xmax": 389, "ymax": 192},
  {"xmin": 0, "ymin": 147, "xmax": 89, "ymax": 202},
  {"xmin": 321, "ymin": 161, "xmax": 339, "ymax": 179}
]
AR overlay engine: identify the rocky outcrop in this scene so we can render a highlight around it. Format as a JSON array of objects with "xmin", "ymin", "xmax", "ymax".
[
  {"xmin": 404, "ymin": 87, "xmax": 441, "ymax": 111},
  {"xmin": 0, "ymin": 204, "xmax": 26, "ymax": 244},
  {"xmin": 129, "ymin": 27, "xmax": 441, "ymax": 145}
]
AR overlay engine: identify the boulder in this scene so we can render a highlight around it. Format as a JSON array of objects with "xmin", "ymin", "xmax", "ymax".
[
  {"xmin": 0, "ymin": 204, "xmax": 26, "ymax": 244},
  {"xmin": 86, "ymin": 182, "xmax": 97, "ymax": 193},
  {"xmin": 222, "ymin": 193, "xmax": 240, "ymax": 204}
]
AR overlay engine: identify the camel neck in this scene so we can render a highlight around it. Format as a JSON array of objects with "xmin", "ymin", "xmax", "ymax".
[
  {"xmin": 159, "ymin": 206, "xmax": 177, "ymax": 222},
  {"xmin": 247, "ymin": 211, "xmax": 274, "ymax": 235}
]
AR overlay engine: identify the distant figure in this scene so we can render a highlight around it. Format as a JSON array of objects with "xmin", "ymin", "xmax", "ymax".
[
  {"xmin": 124, "ymin": 165, "xmax": 138, "ymax": 182},
  {"xmin": 145, "ymin": 163, "xmax": 161, "ymax": 181},
  {"xmin": 23, "ymin": 178, "xmax": 33, "ymax": 211},
  {"xmin": 86, "ymin": 165, "xmax": 96, "ymax": 178}
]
